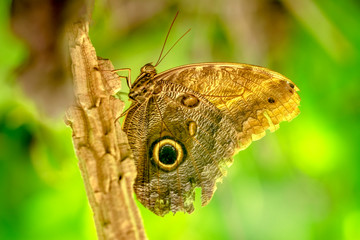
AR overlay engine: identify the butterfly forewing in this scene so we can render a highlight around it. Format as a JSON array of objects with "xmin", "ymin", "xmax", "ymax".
[{"xmin": 154, "ymin": 63, "xmax": 300, "ymax": 151}]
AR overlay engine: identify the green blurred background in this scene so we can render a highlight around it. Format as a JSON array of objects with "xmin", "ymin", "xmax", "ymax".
[{"xmin": 1, "ymin": 0, "xmax": 360, "ymax": 239}]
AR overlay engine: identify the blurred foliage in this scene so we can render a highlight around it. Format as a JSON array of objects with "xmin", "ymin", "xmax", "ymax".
[{"xmin": 1, "ymin": 0, "xmax": 360, "ymax": 240}]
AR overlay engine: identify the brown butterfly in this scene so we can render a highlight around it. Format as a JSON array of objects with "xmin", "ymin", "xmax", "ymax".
[{"xmin": 122, "ymin": 14, "xmax": 300, "ymax": 216}]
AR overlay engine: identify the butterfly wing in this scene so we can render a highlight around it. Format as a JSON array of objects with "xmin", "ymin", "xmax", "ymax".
[
  {"xmin": 124, "ymin": 62, "xmax": 300, "ymax": 216},
  {"xmin": 154, "ymin": 63, "xmax": 300, "ymax": 151},
  {"xmin": 123, "ymin": 82, "xmax": 238, "ymax": 216}
]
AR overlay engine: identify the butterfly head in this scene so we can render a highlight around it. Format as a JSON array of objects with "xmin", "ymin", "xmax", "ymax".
[
  {"xmin": 140, "ymin": 63, "xmax": 157, "ymax": 75},
  {"xmin": 128, "ymin": 63, "xmax": 160, "ymax": 102}
]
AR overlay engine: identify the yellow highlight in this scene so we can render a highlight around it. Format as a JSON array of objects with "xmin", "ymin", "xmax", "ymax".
[
  {"xmin": 344, "ymin": 211, "xmax": 360, "ymax": 240},
  {"xmin": 291, "ymin": 118, "xmax": 341, "ymax": 176}
]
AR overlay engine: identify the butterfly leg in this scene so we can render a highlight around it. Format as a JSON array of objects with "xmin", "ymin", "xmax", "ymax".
[{"xmin": 110, "ymin": 68, "xmax": 132, "ymax": 88}]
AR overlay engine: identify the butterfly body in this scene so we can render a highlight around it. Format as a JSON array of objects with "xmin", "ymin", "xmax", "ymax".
[{"xmin": 123, "ymin": 62, "xmax": 300, "ymax": 216}]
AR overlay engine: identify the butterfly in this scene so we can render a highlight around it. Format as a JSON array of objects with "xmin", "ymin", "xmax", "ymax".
[{"xmin": 121, "ymin": 14, "xmax": 300, "ymax": 216}]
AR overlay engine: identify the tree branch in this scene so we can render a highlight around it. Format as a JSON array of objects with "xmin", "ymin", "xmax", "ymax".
[{"xmin": 65, "ymin": 18, "xmax": 146, "ymax": 240}]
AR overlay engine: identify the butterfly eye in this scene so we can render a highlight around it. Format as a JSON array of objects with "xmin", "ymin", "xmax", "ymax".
[
  {"xmin": 141, "ymin": 63, "xmax": 157, "ymax": 74},
  {"xmin": 151, "ymin": 138, "xmax": 185, "ymax": 171}
]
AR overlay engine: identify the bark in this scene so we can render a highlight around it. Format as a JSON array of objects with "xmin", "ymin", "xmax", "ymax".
[{"xmin": 65, "ymin": 17, "xmax": 147, "ymax": 240}]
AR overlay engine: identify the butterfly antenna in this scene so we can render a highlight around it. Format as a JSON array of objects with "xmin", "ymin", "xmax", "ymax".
[
  {"xmin": 157, "ymin": 28, "xmax": 191, "ymax": 66},
  {"xmin": 155, "ymin": 11, "xmax": 179, "ymax": 67}
]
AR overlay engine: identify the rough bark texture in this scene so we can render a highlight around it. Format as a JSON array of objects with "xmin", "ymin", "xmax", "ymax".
[{"xmin": 65, "ymin": 20, "xmax": 147, "ymax": 240}]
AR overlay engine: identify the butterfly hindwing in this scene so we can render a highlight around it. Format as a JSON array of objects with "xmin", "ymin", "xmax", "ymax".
[{"xmin": 124, "ymin": 81, "xmax": 237, "ymax": 216}]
